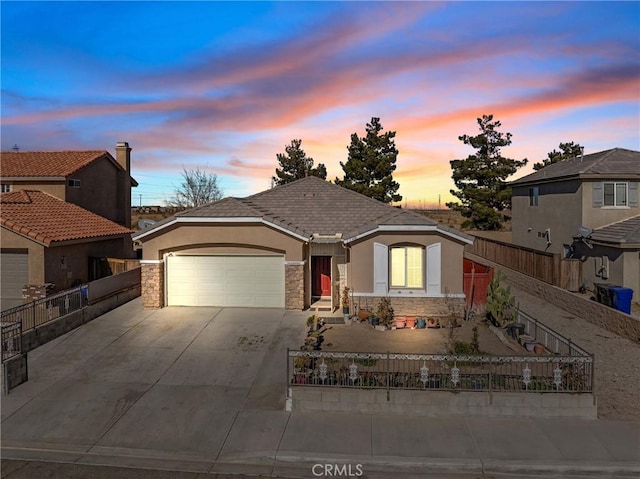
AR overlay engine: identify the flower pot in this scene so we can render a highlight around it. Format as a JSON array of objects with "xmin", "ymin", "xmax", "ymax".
[
  {"xmin": 405, "ymin": 316, "xmax": 416, "ymax": 328},
  {"xmin": 371, "ymin": 316, "xmax": 379, "ymax": 327},
  {"xmin": 344, "ymin": 314, "xmax": 351, "ymax": 325},
  {"xmin": 524, "ymin": 341, "xmax": 536, "ymax": 352},
  {"xmin": 416, "ymin": 317, "xmax": 426, "ymax": 329},
  {"xmin": 427, "ymin": 319, "xmax": 440, "ymax": 329},
  {"xmin": 358, "ymin": 309, "xmax": 370, "ymax": 321},
  {"xmin": 395, "ymin": 316, "xmax": 406, "ymax": 329},
  {"xmin": 534, "ymin": 343, "xmax": 545, "ymax": 355},
  {"xmin": 343, "ymin": 307, "xmax": 349, "ymax": 314}
]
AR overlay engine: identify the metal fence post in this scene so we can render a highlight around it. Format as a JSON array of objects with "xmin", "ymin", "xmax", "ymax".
[{"xmin": 386, "ymin": 351, "xmax": 390, "ymax": 401}]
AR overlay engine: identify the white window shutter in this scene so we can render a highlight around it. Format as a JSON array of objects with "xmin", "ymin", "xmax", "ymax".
[
  {"xmin": 426, "ymin": 243, "xmax": 441, "ymax": 295},
  {"xmin": 593, "ymin": 182, "xmax": 603, "ymax": 207},
  {"xmin": 373, "ymin": 242, "xmax": 388, "ymax": 294},
  {"xmin": 629, "ymin": 182, "xmax": 638, "ymax": 207}
]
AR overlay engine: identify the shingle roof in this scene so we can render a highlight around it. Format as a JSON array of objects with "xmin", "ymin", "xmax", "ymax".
[
  {"xmin": 136, "ymin": 176, "xmax": 473, "ymax": 243},
  {"xmin": 511, "ymin": 148, "xmax": 640, "ymax": 186},
  {"xmin": 1, "ymin": 190, "xmax": 133, "ymax": 246},
  {"xmin": 591, "ymin": 215, "xmax": 640, "ymax": 247},
  {"xmin": 0, "ymin": 150, "xmax": 109, "ymax": 177}
]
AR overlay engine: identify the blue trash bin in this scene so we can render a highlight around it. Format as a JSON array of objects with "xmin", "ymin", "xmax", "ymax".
[{"xmin": 610, "ymin": 287, "xmax": 633, "ymax": 315}]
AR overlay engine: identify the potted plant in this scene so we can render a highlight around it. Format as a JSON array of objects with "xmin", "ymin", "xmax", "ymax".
[
  {"xmin": 427, "ymin": 317, "xmax": 441, "ymax": 328},
  {"xmin": 405, "ymin": 316, "xmax": 416, "ymax": 328},
  {"xmin": 375, "ymin": 297, "xmax": 394, "ymax": 329},
  {"xmin": 341, "ymin": 286, "xmax": 351, "ymax": 324},
  {"xmin": 341, "ymin": 286, "xmax": 350, "ymax": 314}
]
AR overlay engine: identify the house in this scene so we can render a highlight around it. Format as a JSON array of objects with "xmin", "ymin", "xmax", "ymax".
[
  {"xmin": 0, "ymin": 190, "xmax": 133, "ymax": 309},
  {"xmin": 511, "ymin": 148, "xmax": 640, "ymax": 299},
  {"xmin": 133, "ymin": 176, "xmax": 473, "ymax": 314},
  {"xmin": 1, "ymin": 142, "xmax": 137, "ymax": 228},
  {"xmin": 0, "ymin": 141, "xmax": 137, "ymax": 310}
]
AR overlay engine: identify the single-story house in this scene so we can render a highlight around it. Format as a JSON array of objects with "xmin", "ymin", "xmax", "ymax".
[
  {"xmin": 1, "ymin": 190, "xmax": 134, "ymax": 309},
  {"xmin": 133, "ymin": 176, "xmax": 473, "ymax": 315}
]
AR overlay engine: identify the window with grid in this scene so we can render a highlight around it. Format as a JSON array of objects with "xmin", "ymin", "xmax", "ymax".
[
  {"xmin": 390, "ymin": 246, "xmax": 424, "ymax": 288},
  {"xmin": 1, "ymin": 183, "xmax": 10, "ymax": 193},
  {"xmin": 603, "ymin": 182, "xmax": 627, "ymax": 207}
]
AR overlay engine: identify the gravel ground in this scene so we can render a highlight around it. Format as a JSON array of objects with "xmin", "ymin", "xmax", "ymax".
[{"xmin": 510, "ymin": 285, "xmax": 640, "ymax": 422}]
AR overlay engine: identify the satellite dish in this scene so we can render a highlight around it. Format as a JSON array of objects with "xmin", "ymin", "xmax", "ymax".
[
  {"xmin": 577, "ymin": 226, "xmax": 592, "ymax": 238},
  {"xmin": 576, "ymin": 226, "xmax": 593, "ymax": 249},
  {"xmin": 138, "ymin": 219, "xmax": 157, "ymax": 229}
]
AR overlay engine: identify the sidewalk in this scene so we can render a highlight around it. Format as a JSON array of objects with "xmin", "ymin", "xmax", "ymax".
[{"xmin": 2, "ymin": 411, "xmax": 639, "ymax": 478}]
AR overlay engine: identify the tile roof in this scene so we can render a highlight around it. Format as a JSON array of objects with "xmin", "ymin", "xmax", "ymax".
[
  {"xmin": 1, "ymin": 190, "xmax": 133, "ymax": 246},
  {"xmin": 138, "ymin": 176, "xmax": 472, "ymax": 243},
  {"xmin": 511, "ymin": 148, "xmax": 640, "ymax": 186},
  {"xmin": 1, "ymin": 150, "xmax": 110, "ymax": 177},
  {"xmin": 591, "ymin": 215, "xmax": 640, "ymax": 247}
]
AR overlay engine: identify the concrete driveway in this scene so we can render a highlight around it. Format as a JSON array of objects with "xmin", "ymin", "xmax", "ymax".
[{"xmin": 1, "ymin": 298, "xmax": 308, "ymax": 472}]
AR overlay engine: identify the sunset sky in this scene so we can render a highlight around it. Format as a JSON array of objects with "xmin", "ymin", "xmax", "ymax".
[{"xmin": 2, "ymin": 1, "xmax": 639, "ymax": 207}]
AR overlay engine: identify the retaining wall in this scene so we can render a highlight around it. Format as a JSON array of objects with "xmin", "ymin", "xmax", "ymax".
[
  {"xmin": 290, "ymin": 387, "xmax": 597, "ymax": 419},
  {"xmin": 21, "ymin": 285, "xmax": 140, "ymax": 353},
  {"xmin": 466, "ymin": 252, "xmax": 640, "ymax": 343}
]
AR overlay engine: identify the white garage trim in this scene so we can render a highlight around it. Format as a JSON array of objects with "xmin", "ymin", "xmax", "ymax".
[{"xmin": 166, "ymin": 255, "xmax": 285, "ymax": 308}]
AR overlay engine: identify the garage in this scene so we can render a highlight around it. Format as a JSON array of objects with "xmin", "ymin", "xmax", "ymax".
[
  {"xmin": 166, "ymin": 255, "xmax": 285, "ymax": 308},
  {"xmin": 1, "ymin": 251, "xmax": 28, "ymax": 311}
]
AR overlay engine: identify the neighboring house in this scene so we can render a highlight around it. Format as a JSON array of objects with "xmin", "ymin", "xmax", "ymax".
[
  {"xmin": 0, "ymin": 190, "xmax": 133, "ymax": 309},
  {"xmin": 1, "ymin": 142, "xmax": 137, "ymax": 228},
  {"xmin": 133, "ymin": 176, "xmax": 473, "ymax": 314},
  {"xmin": 511, "ymin": 148, "xmax": 640, "ymax": 298}
]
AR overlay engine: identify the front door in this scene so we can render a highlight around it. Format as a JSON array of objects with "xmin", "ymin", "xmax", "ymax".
[{"xmin": 312, "ymin": 256, "xmax": 332, "ymax": 297}]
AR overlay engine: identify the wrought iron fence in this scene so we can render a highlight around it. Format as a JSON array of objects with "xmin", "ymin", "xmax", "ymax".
[
  {"xmin": 287, "ymin": 350, "xmax": 594, "ymax": 393},
  {"xmin": 1, "ymin": 321, "xmax": 22, "ymax": 362},
  {"xmin": 516, "ymin": 310, "xmax": 590, "ymax": 356},
  {"xmin": 0, "ymin": 286, "xmax": 85, "ymax": 333}
]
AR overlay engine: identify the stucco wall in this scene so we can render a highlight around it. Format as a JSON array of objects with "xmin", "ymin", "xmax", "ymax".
[
  {"xmin": 349, "ymin": 232, "xmax": 464, "ymax": 295},
  {"xmin": 0, "ymin": 228, "xmax": 45, "ymax": 284},
  {"xmin": 581, "ymin": 180, "xmax": 640, "ymax": 229},
  {"xmin": 290, "ymin": 387, "xmax": 596, "ymax": 419},
  {"xmin": 44, "ymin": 237, "xmax": 133, "ymax": 291},
  {"xmin": 511, "ymin": 181, "xmax": 583, "ymax": 256},
  {"xmin": 68, "ymin": 156, "xmax": 121, "ymax": 225},
  {"xmin": 571, "ymin": 243, "xmax": 639, "ymax": 300},
  {"xmin": 141, "ymin": 223, "xmax": 305, "ymax": 262},
  {"xmin": 6, "ymin": 181, "xmax": 66, "ymax": 200}
]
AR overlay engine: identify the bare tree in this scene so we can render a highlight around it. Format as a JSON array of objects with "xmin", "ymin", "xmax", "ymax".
[{"xmin": 166, "ymin": 167, "xmax": 223, "ymax": 208}]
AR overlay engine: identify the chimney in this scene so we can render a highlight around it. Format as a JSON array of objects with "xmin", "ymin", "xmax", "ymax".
[
  {"xmin": 115, "ymin": 141, "xmax": 132, "ymax": 230},
  {"xmin": 115, "ymin": 141, "xmax": 131, "ymax": 173}
]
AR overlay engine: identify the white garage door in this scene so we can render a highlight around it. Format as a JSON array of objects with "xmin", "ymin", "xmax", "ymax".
[
  {"xmin": 167, "ymin": 255, "xmax": 285, "ymax": 308},
  {"xmin": 1, "ymin": 252, "xmax": 28, "ymax": 311}
]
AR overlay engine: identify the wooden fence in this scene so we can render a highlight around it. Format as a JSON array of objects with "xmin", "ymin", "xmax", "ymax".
[{"xmin": 466, "ymin": 236, "xmax": 581, "ymax": 291}]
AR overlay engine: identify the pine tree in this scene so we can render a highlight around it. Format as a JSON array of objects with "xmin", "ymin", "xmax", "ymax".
[
  {"xmin": 335, "ymin": 117, "xmax": 402, "ymax": 203},
  {"xmin": 272, "ymin": 139, "xmax": 326, "ymax": 186},
  {"xmin": 447, "ymin": 115, "xmax": 528, "ymax": 230},
  {"xmin": 533, "ymin": 141, "xmax": 584, "ymax": 170}
]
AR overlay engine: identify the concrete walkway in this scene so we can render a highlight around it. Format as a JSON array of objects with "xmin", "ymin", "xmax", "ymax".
[{"xmin": 2, "ymin": 299, "xmax": 639, "ymax": 478}]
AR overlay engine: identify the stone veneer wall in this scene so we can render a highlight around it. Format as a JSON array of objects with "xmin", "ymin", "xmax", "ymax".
[
  {"xmin": 22, "ymin": 283, "xmax": 55, "ymax": 302},
  {"xmin": 466, "ymin": 252, "xmax": 640, "ymax": 343},
  {"xmin": 352, "ymin": 295, "xmax": 465, "ymax": 318},
  {"xmin": 285, "ymin": 263, "xmax": 304, "ymax": 310},
  {"xmin": 141, "ymin": 262, "xmax": 164, "ymax": 308}
]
